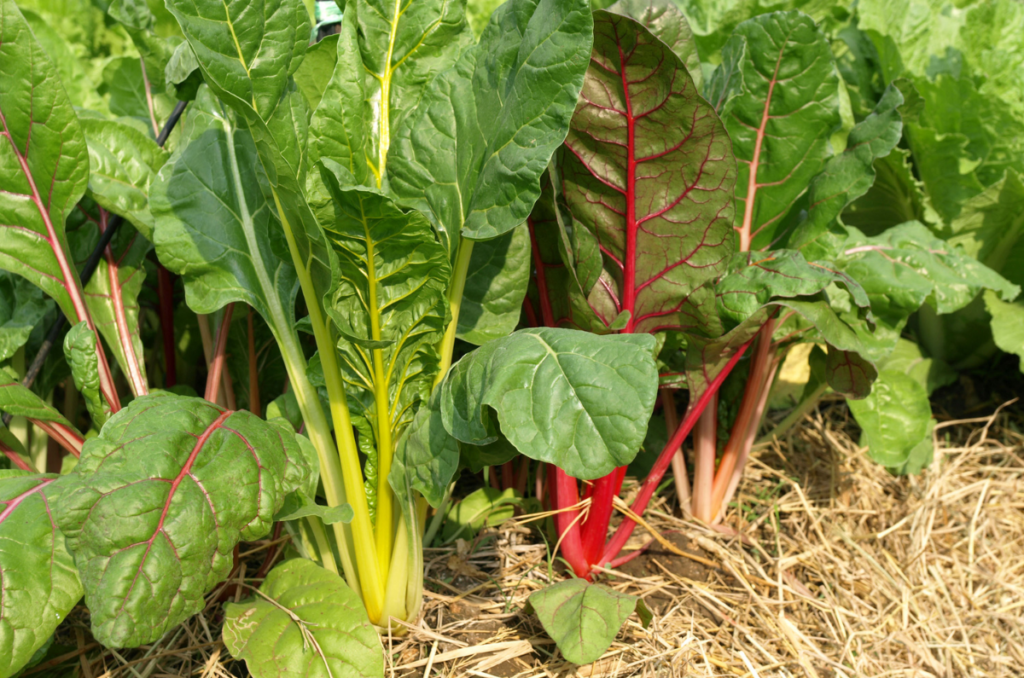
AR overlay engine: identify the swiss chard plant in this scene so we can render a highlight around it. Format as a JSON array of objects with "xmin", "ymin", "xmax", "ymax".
[{"xmin": 1, "ymin": 0, "xmax": 1021, "ymax": 674}]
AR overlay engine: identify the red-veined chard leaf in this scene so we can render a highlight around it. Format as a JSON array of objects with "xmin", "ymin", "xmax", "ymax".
[
  {"xmin": 608, "ymin": 0, "xmax": 703, "ymax": 91},
  {"xmin": 525, "ymin": 578, "xmax": 651, "ymax": 665},
  {"xmin": 54, "ymin": 392, "xmax": 315, "ymax": 647},
  {"xmin": 706, "ymin": 10, "xmax": 840, "ymax": 251},
  {"xmin": 441, "ymin": 327, "xmax": 659, "ymax": 479},
  {"xmin": 558, "ymin": 10, "xmax": 736, "ymax": 335},
  {"xmin": 222, "ymin": 559, "xmax": 383, "ymax": 678},
  {"xmin": 0, "ymin": 0, "xmax": 114, "ymax": 398},
  {"xmin": 0, "ymin": 471, "xmax": 82, "ymax": 678},
  {"xmin": 309, "ymin": 0, "xmax": 473, "ymax": 188},
  {"xmin": 388, "ymin": 0, "xmax": 594, "ymax": 251}
]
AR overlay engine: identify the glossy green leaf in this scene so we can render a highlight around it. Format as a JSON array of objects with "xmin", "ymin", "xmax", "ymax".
[
  {"xmin": 309, "ymin": 0, "xmax": 473, "ymax": 188},
  {"xmin": 847, "ymin": 367, "xmax": 933, "ymax": 472},
  {"xmin": 441, "ymin": 327, "xmax": 659, "ymax": 479},
  {"xmin": 18, "ymin": 8, "xmax": 104, "ymax": 112},
  {"xmin": 72, "ymin": 202, "xmax": 151, "ymax": 396},
  {"xmin": 0, "ymin": 0, "xmax": 93, "ymax": 325},
  {"xmin": 457, "ymin": 436, "xmax": 518, "ymax": 474},
  {"xmin": 274, "ymin": 492, "xmax": 354, "ymax": 525},
  {"xmin": 707, "ymin": 11, "xmax": 840, "ymax": 250},
  {"xmin": 390, "ymin": 392, "xmax": 459, "ymax": 509},
  {"xmin": 0, "ymin": 471, "xmax": 82, "ymax": 678},
  {"xmin": 63, "ymin": 321, "xmax": 110, "ymax": 427},
  {"xmin": 0, "ymin": 373, "xmax": 80, "ymax": 433},
  {"xmin": 837, "ymin": 222, "xmax": 1020, "ymax": 317},
  {"xmin": 787, "ymin": 84, "xmax": 904, "ymax": 258},
  {"xmin": 151, "ymin": 88, "xmax": 305, "ymax": 380},
  {"xmin": 985, "ymin": 291, "xmax": 1024, "ymax": 373},
  {"xmin": 842, "ymin": 146, "xmax": 932, "ymax": 237},
  {"xmin": 526, "ymin": 578, "xmax": 651, "ymax": 665},
  {"xmin": 388, "ymin": 0, "xmax": 593, "ymax": 249},
  {"xmin": 441, "ymin": 486, "xmax": 518, "ymax": 542},
  {"xmin": 81, "ymin": 117, "xmax": 170, "ymax": 241},
  {"xmin": 0, "ymin": 271, "xmax": 51, "ymax": 363},
  {"xmin": 608, "ymin": 0, "xmax": 702, "ymax": 91},
  {"xmin": 457, "ymin": 224, "xmax": 530, "ymax": 345},
  {"xmin": 165, "ymin": 40, "xmax": 203, "ymax": 101},
  {"xmin": 222, "ymin": 559, "xmax": 383, "ymax": 678},
  {"xmin": 293, "ymin": 34, "xmax": 338, "ymax": 112},
  {"xmin": 55, "ymin": 392, "xmax": 313, "ymax": 647},
  {"xmin": 559, "ymin": 10, "xmax": 735, "ymax": 335}
]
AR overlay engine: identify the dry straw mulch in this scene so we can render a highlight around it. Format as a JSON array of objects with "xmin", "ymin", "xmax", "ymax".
[{"xmin": 41, "ymin": 399, "xmax": 1024, "ymax": 678}]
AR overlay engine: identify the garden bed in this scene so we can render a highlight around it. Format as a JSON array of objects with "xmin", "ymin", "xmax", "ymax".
[{"xmin": 35, "ymin": 398, "xmax": 1023, "ymax": 678}]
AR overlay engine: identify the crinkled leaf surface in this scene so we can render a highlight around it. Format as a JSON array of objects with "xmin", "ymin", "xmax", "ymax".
[
  {"xmin": 947, "ymin": 169, "xmax": 1024, "ymax": 286},
  {"xmin": 390, "ymin": 392, "xmax": 459, "ymax": 508},
  {"xmin": 222, "ymin": 559, "xmax": 383, "ymax": 678},
  {"xmin": 388, "ymin": 0, "xmax": 593, "ymax": 250},
  {"xmin": 707, "ymin": 10, "xmax": 840, "ymax": 249},
  {"xmin": 608, "ymin": 0, "xmax": 702, "ymax": 91},
  {"xmin": 787, "ymin": 84, "xmax": 904, "ymax": 258},
  {"xmin": 0, "ymin": 271, "xmax": 51, "ymax": 363},
  {"xmin": 63, "ymin": 321, "xmax": 109, "ymax": 427},
  {"xmin": 0, "ymin": 471, "xmax": 82, "ymax": 678},
  {"xmin": 457, "ymin": 224, "xmax": 531, "ymax": 345},
  {"xmin": 0, "ymin": 0, "xmax": 92, "ymax": 325},
  {"xmin": 81, "ymin": 116, "xmax": 170, "ymax": 241},
  {"xmin": 54, "ymin": 393, "xmax": 313, "ymax": 647},
  {"xmin": 441, "ymin": 327, "xmax": 658, "ymax": 479},
  {"xmin": 559, "ymin": 10, "xmax": 735, "ymax": 335},
  {"xmin": 847, "ymin": 367, "xmax": 933, "ymax": 472},
  {"xmin": 309, "ymin": 0, "xmax": 473, "ymax": 187},
  {"xmin": 526, "ymin": 578, "xmax": 651, "ymax": 665}
]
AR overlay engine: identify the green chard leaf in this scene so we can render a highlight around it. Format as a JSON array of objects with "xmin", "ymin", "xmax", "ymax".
[
  {"xmin": 0, "ymin": 373, "xmax": 83, "ymax": 448},
  {"xmin": 81, "ymin": 117, "xmax": 170, "ymax": 242},
  {"xmin": 947, "ymin": 168, "xmax": 1024, "ymax": 287},
  {"xmin": 0, "ymin": 472, "xmax": 82, "ymax": 678},
  {"xmin": 457, "ymin": 224, "xmax": 531, "ymax": 345},
  {"xmin": 0, "ymin": 0, "xmax": 94, "ymax": 326},
  {"xmin": 558, "ymin": 10, "xmax": 736, "ymax": 335},
  {"xmin": 787, "ymin": 84, "xmax": 905, "ymax": 259},
  {"xmin": 391, "ymin": 391, "xmax": 459, "ymax": 509},
  {"xmin": 441, "ymin": 328, "xmax": 659, "ymax": 479},
  {"xmin": 388, "ymin": 0, "xmax": 594, "ymax": 250},
  {"xmin": 223, "ymin": 559, "xmax": 383, "ymax": 678},
  {"xmin": 985, "ymin": 291, "xmax": 1024, "ymax": 373},
  {"xmin": 0, "ymin": 271, "xmax": 52, "ymax": 363},
  {"xmin": 526, "ymin": 578, "xmax": 651, "ymax": 665},
  {"xmin": 54, "ymin": 393, "xmax": 314, "ymax": 647},
  {"xmin": 71, "ymin": 201, "xmax": 151, "ymax": 397},
  {"xmin": 441, "ymin": 486, "xmax": 518, "ymax": 542},
  {"xmin": 63, "ymin": 321, "xmax": 110, "ymax": 427},
  {"xmin": 707, "ymin": 10, "xmax": 840, "ymax": 250},
  {"xmin": 309, "ymin": 0, "xmax": 474, "ymax": 188}
]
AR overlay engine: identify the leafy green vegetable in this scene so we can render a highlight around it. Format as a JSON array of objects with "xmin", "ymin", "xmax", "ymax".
[
  {"xmin": 526, "ymin": 578, "xmax": 651, "ymax": 665},
  {"xmin": 985, "ymin": 291, "xmax": 1024, "ymax": 373},
  {"xmin": 0, "ymin": 272, "xmax": 51, "ymax": 363},
  {"xmin": 223, "ymin": 559, "xmax": 383, "ymax": 678},
  {"xmin": 390, "ymin": 392, "xmax": 459, "ymax": 508},
  {"xmin": 0, "ymin": 471, "xmax": 82, "ymax": 678},
  {"xmin": 442, "ymin": 328, "xmax": 659, "ymax": 479},
  {"xmin": 388, "ymin": 0, "xmax": 594, "ymax": 248},
  {"xmin": 457, "ymin": 225, "xmax": 531, "ymax": 346},
  {"xmin": 441, "ymin": 486, "xmax": 518, "ymax": 542},
  {"xmin": 63, "ymin": 321, "xmax": 110, "ymax": 427},
  {"xmin": 707, "ymin": 10, "xmax": 840, "ymax": 250},
  {"xmin": 54, "ymin": 393, "xmax": 313, "ymax": 647}
]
